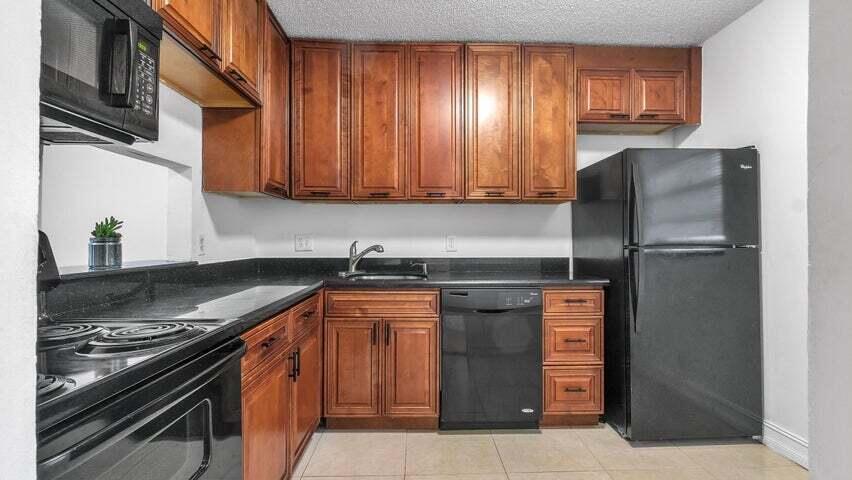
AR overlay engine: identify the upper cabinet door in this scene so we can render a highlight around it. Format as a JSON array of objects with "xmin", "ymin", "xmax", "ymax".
[
  {"xmin": 577, "ymin": 69, "xmax": 631, "ymax": 122},
  {"xmin": 352, "ymin": 44, "xmax": 407, "ymax": 200},
  {"xmin": 154, "ymin": 0, "xmax": 220, "ymax": 62},
  {"xmin": 292, "ymin": 41, "xmax": 351, "ymax": 199},
  {"xmin": 465, "ymin": 44, "xmax": 521, "ymax": 200},
  {"xmin": 632, "ymin": 70, "xmax": 686, "ymax": 123},
  {"xmin": 260, "ymin": 13, "xmax": 289, "ymax": 198},
  {"xmin": 222, "ymin": 0, "xmax": 261, "ymax": 98},
  {"xmin": 522, "ymin": 46, "xmax": 576, "ymax": 200},
  {"xmin": 408, "ymin": 44, "xmax": 464, "ymax": 200}
]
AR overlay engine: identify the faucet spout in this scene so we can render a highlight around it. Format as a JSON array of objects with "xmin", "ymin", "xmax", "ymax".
[{"xmin": 341, "ymin": 241, "xmax": 385, "ymax": 277}]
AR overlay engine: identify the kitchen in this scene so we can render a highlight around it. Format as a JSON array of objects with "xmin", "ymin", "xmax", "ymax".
[{"xmin": 2, "ymin": 0, "xmax": 850, "ymax": 479}]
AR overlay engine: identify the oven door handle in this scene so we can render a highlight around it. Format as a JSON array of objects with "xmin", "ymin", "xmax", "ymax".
[{"xmin": 38, "ymin": 339, "xmax": 245, "ymax": 477}]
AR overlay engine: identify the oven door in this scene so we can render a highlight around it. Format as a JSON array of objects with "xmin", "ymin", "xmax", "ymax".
[{"xmin": 37, "ymin": 339, "xmax": 245, "ymax": 480}]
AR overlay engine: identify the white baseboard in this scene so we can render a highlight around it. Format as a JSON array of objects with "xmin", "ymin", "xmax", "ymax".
[{"xmin": 762, "ymin": 420, "xmax": 809, "ymax": 469}]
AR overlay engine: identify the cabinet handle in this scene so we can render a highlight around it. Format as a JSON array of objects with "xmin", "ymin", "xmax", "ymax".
[
  {"xmin": 302, "ymin": 310, "xmax": 315, "ymax": 319},
  {"xmin": 288, "ymin": 352, "xmax": 298, "ymax": 381},
  {"xmin": 564, "ymin": 387, "xmax": 587, "ymax": 393},
  {"xmin": 426, "ymin": 192, "xmax": 446, "ymax": 197},
  {"xmin": 385, "ymin": 323, "xmax": 390, "ymax": 345},
  {"xmin": 371, "ymin": 323, "xmax": 377, "ymax": 345},
  {"xmin": 369, "ymin": 192, "xmax": 390, "ymax": 197},
  {"xmin": 563, "ymin": 338, "xmax": 587, "ymax": 343},
  {"xmin": 537, "ymin": 191, "xmax": 557, "ymax": 196},
  {"xmin": 229, "ymin": 68, "xmax": 247, "ymax": 83},
  {"xmin": 199, "ymin": 44, "xmax": 221, "ymax": 61},
  {"xmin": 484, "ymin": 191, "xmax": 504, "ymax": 196},
  {"xmin": 608, "ymin": 113, "xmax": 630, "ymax": 119},
  {"xmin": 309, "ymin": 191, "xmax": 331, "ymax": 196},
  {"xmin": 638, "ymin": 113, "xmax": 659, "ymax": 119},
  {"xmin": 564, "ymin": 299, "xmax": 589, "ymax": 304},
  {"xmin": 295, "ymin": 348, "xmax": 301, "ymax": 377},
  {"xmin": 261, "ymin": 336, "xmax": 278, "ymax": 349}
]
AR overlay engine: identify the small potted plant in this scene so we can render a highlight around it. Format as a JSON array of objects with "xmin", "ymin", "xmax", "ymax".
[{"xmin": 88, "ymin": 216, "xmax": 124, "ymax": 269}]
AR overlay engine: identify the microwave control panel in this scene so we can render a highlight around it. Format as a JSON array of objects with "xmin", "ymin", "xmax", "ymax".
[{"xmin": 133, "ymin": 40, "xmax": 157, "ymax": 117}]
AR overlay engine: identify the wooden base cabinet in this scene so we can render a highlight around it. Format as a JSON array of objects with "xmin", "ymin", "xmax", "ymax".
[
  {"xmin": 290, "ymin": 324, "xmax": 322, "ymax": 463},
  {"xmin": 242, "ymin": 354, "xmax": 290, "ymax": 480},
  {"xmin": 324, "ymin": 291, "xmax": 440, "ymax": 427},
  {"xmin": 541, "ymin": 288, "xmax": 605, "ymax": 426}
]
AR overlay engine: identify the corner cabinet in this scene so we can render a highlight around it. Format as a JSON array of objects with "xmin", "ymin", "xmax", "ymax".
[
  {"xmin": 291, "ymin": 41, "xmax": 351, "ymax": 199},
  {"xmin": 465, "ymin": 44, "xmax": 522, "ymax": 200},
  {"xmin": 324, "ymin": 290, "xmax": 440, "ymax": 428},
  {"xmin": 522, "ymin": 45, "xmax": 576, "ymax": 201}
]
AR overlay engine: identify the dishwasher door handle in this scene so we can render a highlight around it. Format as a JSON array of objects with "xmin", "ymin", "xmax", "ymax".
[{"xmin": 473, "ymin": 308, "xmax": 513, "ymax": 314}]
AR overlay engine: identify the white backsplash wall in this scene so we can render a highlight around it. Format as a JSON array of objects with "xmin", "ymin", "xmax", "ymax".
[{"xmin": 674, "ymin": 0, "xmax": 810, "ymax": 466}]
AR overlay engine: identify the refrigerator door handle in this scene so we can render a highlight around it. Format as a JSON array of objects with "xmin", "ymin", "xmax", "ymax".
[
  {"xmin": 629, "ymin": 249, "xmax": 640, "ymax": 333},
  {"xmin": 630, "ymin": 162, "xmax": 643, "ymax": 245},
  {"xmin": 656, "ymin": 247, "xmax": 728, "ymax": 256}
]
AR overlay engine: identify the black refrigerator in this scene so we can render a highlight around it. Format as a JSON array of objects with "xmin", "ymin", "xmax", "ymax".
[{"xmin": 572, "ymin": 148, "xmax": 763, "ymax": 441}]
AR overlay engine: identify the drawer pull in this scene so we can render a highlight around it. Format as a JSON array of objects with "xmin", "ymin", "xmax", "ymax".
[
  {"xmin": 608, "ymin": 113, "xmax": 630, "ymax": 119},
  {"xmin": 564, "ymin": 387, "xmax": 587, "ymax": 393},
  {"xmin": 309, "ymin": 191, "xmax": 331, "ymax": 196},
  {"xmin": 563, "ymin": 338, "xmax": 587, "ymax": 343},
  {"xmin": 563, "ymin": 299, "xmax": 590, "ymax": 304},
  {"xmin": 484, "ymin": 191, "xmax": 504, "ymax": 196},
  {"xmin": 426, "ymin": 192, "xmax": 446, "ymax": 197},
  {"xmin": 261, "ymin": 336, "xmax": 278, "ymax": 349},
  {"xmin": 301, "ymin": 310, "xmax": 315, "ymax": 319},
  {"xmin": 638, "ymin": 113, "xmax": 659, "ymax": 119}
]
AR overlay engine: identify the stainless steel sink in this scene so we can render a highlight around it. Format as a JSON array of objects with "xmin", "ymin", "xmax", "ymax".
[{"xmin": 346, "ymin": 273, "xmax": 427, "ymax": 281}]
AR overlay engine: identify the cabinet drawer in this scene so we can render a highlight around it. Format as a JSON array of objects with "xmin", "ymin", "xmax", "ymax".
[
  {"xmin": 544, "ymin": 318, "xmax": 603, "ymax": 364},
  {"xmin": 544, "ymin": 366, "xmax": 603, "ymax": 414},
  {"xmin": 241, "ymin": 310, "xmax": 290, "ymax": 375},
  {"xmin": 291, "ymin": 294, "xmax": 321, "ymax": 339},
  {"xmin": 544, "ymin": 289, "xmax": 603, "ymax": 315},
  {"xmin": 326, "ymin": 290, "xmax": 439, "ymax": 317}
]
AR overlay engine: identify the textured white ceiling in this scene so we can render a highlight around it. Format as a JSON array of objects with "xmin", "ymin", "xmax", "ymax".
[{"xmin": 268, "ymin": 0, "xmax": 762, "ymax": 46}]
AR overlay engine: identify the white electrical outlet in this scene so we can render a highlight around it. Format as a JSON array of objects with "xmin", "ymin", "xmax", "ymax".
[
  {"xmin": 295, "ymin": 234, "xmax": 314, "ymax": 252},
  {"xmin": 445, "ymin": 235, "xmax": 458, "ymax": 252},
  {"xmin": 197, "ymin": 234, "xmax": 206, "ymax": 257}
]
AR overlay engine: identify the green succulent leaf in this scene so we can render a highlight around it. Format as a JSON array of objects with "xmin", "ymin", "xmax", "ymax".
[{"xmin": 91, "ymin": 216, "xmax": 124, "ymax": 238}]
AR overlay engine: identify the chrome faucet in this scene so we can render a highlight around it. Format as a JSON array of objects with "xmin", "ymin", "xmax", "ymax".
[{"xmin": 341, "ymin": 241, "xmax": 384, "ymax": 277}]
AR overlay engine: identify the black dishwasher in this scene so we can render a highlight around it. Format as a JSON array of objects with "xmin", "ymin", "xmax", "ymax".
[{"xmin": 440, "ymin": 288, "xmax": 542, "ymax": 429}]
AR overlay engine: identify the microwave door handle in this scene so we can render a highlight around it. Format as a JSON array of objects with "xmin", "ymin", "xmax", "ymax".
[{"xmin": 104, "ymin": 19, "xmax": 136, "ymax": 108}]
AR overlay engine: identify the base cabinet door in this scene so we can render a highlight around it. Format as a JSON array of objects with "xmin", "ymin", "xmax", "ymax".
[
  {"xmin": 384, "ymin": 320, "xmax": 439, "ymax": 416},
  {"xmin": 290, "ymin": 325, "xmax": 322, "ymax": 463},
  {"xmin": 325, "ymin": 319, "xmax": 381, "ymax": 416},
  {"xmin": 242, "ymin": 355, "xmax": 290, "ymax": 480}
]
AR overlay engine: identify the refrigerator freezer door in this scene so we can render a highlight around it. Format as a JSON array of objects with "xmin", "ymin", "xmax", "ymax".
[
  {"xmin": 627, "ymin": 246, "xmax": 762, "ymax": 440},
  {"xmin": 626, "ymin": 149, "xmax": 759, "ymax": 247}
]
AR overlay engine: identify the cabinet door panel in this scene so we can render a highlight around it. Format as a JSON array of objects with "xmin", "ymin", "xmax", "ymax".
[
  {"xmin": 260, "ymin": 14, "xmax": 289, "ymax": 197},
  {"xmin": 465, "ymin": 44, "xmax": 521, "ymax": 199},
  {"xmin": 325, "ymin": 319, "xmax": 380, "ymax": 416},
  {"xmin": 384, "ymin": 320, "xmax": 439, "ymax": 416},
  {"xmin": 352, "ymin": 44, "xmax": 406, "ymax": 199},
  {"xmin": 633, "ymin": 70, "xmax": 686, "ymax": 122},
  {"xmin": 292, "ymin": 41, "xmax": 351, "ymax": 199},
  {"xmin": 154, "ymin": 0, "xmax": 219, "ymax": 60},
  {"xmin": 577, "ymin": 69, "xmax": 631, "ymax": 121},
  {"xmin": 223, "ymin": 0, "xmax": 261, "ymax": 96},
  {"xmin": 242, "ymin": 358, "xmax": 289, "ymax": 480},
  {"xmin": 408, "ymin": 44, "xmax": 464, "ymax": 200},
  {"xmin": 523, "ymin": 46, "xmax": 576, "ymax": 200},
  {"xmin": 290, "ymin": 326, "xmax": 321, "ymax": 464}
]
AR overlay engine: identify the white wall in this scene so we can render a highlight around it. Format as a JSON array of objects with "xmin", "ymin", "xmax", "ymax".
[
  {"xmin": 0, "ymin": 2, "xmax": 40, "ymax": 479},
  {"xmin": 674, "ymin": 0, "xmax": 810, "ymax": 466},
  {"xmin": 808, "ymin": 0, "xmax": 852, "ymax": 478}
]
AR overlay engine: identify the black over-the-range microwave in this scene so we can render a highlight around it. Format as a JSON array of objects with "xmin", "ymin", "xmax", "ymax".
[{"xmin": 40, "ymin": 0, "xmax": 163, "ymax": 145}]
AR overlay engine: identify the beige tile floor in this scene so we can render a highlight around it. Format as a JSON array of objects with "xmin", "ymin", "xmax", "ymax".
[{"xmin": 293, "ymin": 424, "xmax": 808, "ymax": 480}]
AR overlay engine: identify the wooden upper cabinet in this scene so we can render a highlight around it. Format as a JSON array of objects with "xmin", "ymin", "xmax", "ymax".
[
  {"xmin": 384, "ymin": 319, "xmax": 439, "ymax": 416},
  {"xmin": 292, "ymin": 41, "xmax": 351, "ymax": 199},
  {"xmin": 260, "ymin": 11, "xmax": 289, "ymax": 198},
  {"xmin": 577, "ymin": 69, "xmax": 631, "ymax": 122},
  {"xmin": 153, "ymin": 0, "xmax": 220, "ymax": 62},
  {"xmin": 523, "ymin": 45, "xmax": 576, "ymax": 200},
  {"xmin": 222, "ymin": 0, "xmax": 262, "ymax": 99},
  {"xmin": 465, "ymin": 44, "xmax": 521, "ymax": 200},
  {"xmin": 408, "ymin": 44, "xmax": 464, "ymax": 200},
  {"xmin": 242, "ymin": 356, "xmax": 290, "ymax": 480},
  {"xmin": 352, "ymin": 44, "xmax": 407, "ymax": 200},
  {"xmin": 632, "ymin": 70, "xmax": 686, "ymax": 123},
  {"xmin": 325, "ymin": 319, "xmax": 380, "ymax": 416}
]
